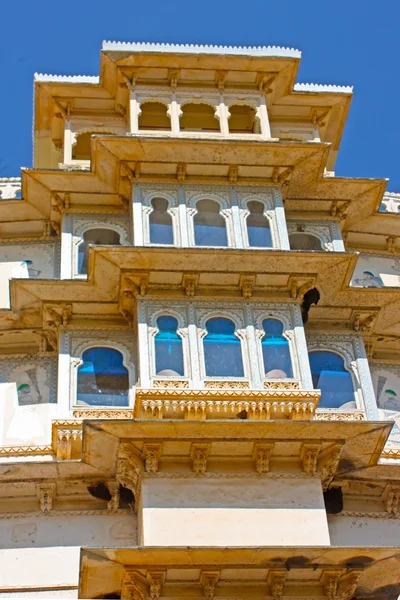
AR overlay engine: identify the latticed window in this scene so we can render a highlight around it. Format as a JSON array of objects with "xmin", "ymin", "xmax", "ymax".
[
  {"xmin": 154, "ymin": 316, "xmax": 184, "ymax": 376},
  {"xmin": 309, "ymin": 351, "xmax": 354, "ymax": 408},
  {"xmin": 261, "ymin": 319, "xmax": 292, "ymax": 378},
  {"xmin": 77, "ymin": 347, "xmax": 129, "ymax": 406},
  {"xmin": 203, "ymin": 317, "xmax": 244, "ymax": 377}
]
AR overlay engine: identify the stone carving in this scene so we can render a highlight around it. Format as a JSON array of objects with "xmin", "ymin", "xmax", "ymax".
[
  {"xmin": 264, "ymin": 380, "xmax": 300, "ymax": 390},
  {"xmin": 385, "ymin": 485, "xmax": 400, "ymax": 516},
  {"xmin": 56, "ymin": 425, "xmax": 82, "ymax": 460},
  {"xmin": 204, "ymin": 380, "xmax": 249, "ymax": 389},
  {"xmin": 239, "ymin": 274, "xmax": 256, "ymax": 298},
  {"xmin": 191, "ymin": 443, "xmax": 210, "ymax": 474},
  {"xmin": 147, "ymin": 572, "xmax": 166, "ymax": 600},
  {"xmin": 107, "ymin": 481, "xmax": 120, "ymax": 513},
  {"xmin": 200, "ymin": 571, "xmax": 220, "ymax": 600},
  {"xmin": 36, "ymin": 483, "xmax": 56, "ymax": 514},
  {"xmin": 335, "ymin": 570, "xmax": 362, "ymax": 600},
  {"xmin": 116, "ymin": 442, "xmax": 144, "ymax": 508},
  {"xmin": 301, "ymin": 443, "xmax": 321, "ymax": 476},
  {"xmin": 182, "ymin": 273, "xmax": 199, "ymax": 297},
  {"xmin": 122, "ymin": 571, "xmax": 148, "ymax": 600},
  {"xmin": 321, "ymin": 570, "xmax": 343, "ymax": 600},
  {"xmin": 144, "ymin": 444, "xmax": 162, "ymax": 474},
  {"xmin": 153, "ymin": 379, "xmax": 189, "ymax": 388},
  {"xmin": 268, "ymin": 570, "xmax": 287, "ymax": 600},
  {"xmin": 72, "ymin": 409, "xmax": 133, "ymax": 419},
  {"xmin": 314, "ymin": 411, "xmax": 365, "ymax": 421},
  {"xmin": 253, "ymin": 443, "xmax": 274, "ymax": 473},
  {"xmin": 318, "ymin": 444, "xmax": 345, "ymax": 490}
]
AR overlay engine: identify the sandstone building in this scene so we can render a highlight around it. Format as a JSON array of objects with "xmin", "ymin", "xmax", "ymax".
[{"xmin": 0, "ymin": 40, "xmax": 400, "ymax": 599}]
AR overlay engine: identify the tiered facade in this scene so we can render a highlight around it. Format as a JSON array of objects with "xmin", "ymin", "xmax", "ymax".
[{"xmin": 0, "ymin": 41, "xmax": 400, "ymax": 599}]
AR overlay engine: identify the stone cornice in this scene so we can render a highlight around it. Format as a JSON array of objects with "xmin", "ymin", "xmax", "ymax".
[{"xmin": 102, "ymin": 40, "xmax": 302, "ymax": 58}]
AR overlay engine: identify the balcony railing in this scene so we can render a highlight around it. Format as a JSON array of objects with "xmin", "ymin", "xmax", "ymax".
[{"xmin": 0, "ymin": 177, "xmax": 21, "ymax": 199}]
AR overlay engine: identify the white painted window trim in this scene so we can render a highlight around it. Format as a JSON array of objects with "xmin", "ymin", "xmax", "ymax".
[{"xmin": 148, "ymin": 308, "xmax": 191, "ymax": 382}]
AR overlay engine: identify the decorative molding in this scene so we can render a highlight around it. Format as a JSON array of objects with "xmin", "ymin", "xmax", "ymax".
[
  {"xmin": 314, "ymin": 411, "xmax": 365, "ymax": 421},
  {"xmin": 191, "ymin": 443, "xmax": 210, "ymax": 474},
  {"xmin": 36, "ymin": 483, "xmax": 56, "ymax": 514},
  {"xmin": 102, "ymin": 40, "xmax": 302, "ymax": 58},
  {"xmin": 253, "ymin": 443, "xmax": 274, "ymax": 474},
  {"xmin": 144, "ymin": 444, "xmax": 162, "ymax": 474},
  {"xmin": 0, "ymin": 508, "xmax": 132, "ymax": 519}
]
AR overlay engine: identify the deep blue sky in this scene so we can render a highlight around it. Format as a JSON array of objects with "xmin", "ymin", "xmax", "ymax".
[{"xmin": 1, "ymin": 0, "xmax": 399, "ymax": 189}]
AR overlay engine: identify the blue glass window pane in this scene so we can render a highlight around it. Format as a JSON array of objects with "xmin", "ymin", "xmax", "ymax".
[
  {"xmin": 149, "ymin": 198, "xmax": 174, "ymax": 245},
  {"xmin": 309, "ymin": 351, "xmax": 354, "ymax": 409},
  {"xmin": 194, "ymin": 200, "xmax": 228, "ymax": 247},
  {"xmin": 204, "ymin": 317, "xmax": 244, "ymax": 377},
  {"xmin": 262, "ymin": 319, "xmax": 292, "ymax": 377},
  {"xmin": 246, "ymin": 202, "xmax": 272, "ymax": 248},
  {"xmin": 77, "ymin": 347, "xmax": 129, "ymax": 407},
  {"xmin": 155, "ymin": 316, "xmax": 184, "ymax": 376},
  {"xmin": 247, "ymin": 223, "xmax": 272, "ymax": 247}
]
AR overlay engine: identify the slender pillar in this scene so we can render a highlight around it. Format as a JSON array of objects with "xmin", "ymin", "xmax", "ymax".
[
  {"xmin": 274, "ymin": 189, "xmax": 291, "ymax": 249},
  {"xmin": 129, "ymin": 89, "xmax": 140, "ymax": 133},
  {"xmin": 257, "ymin": 95, "xmax": 271, "ymax": 139},
  {"xmin": 57, "ymin": 331, "xmax": 71, "ymax": 418},
  {"xmin": 168, "ymin": 92, "xmax": 181, "ymax": 134},
  {"xmin": 132, "ymin": 183, "xmax": 144, "ymax": 246},
  {"xmin": 217, "ymin": 93, "xmax": 230, "ymax": 136},
  {"xmin": 60, "ymin": 214, "xmax": 73, "ymax": 279},
  {"xmin": 63, "ymin": 120, "xmax": 73, "ymax": 164}
]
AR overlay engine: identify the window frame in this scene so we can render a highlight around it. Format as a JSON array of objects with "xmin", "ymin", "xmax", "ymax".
[
  {"xmin": 142, "ymin": 193, "xmax": 179, "ymax": 247},
  {"xmin": 187, "ymin": 193, "xmax": 234, "ymax": 248},
  {"xmin": 254, "ymin": 314, "xmax": 298, "ymax": 383},
  {"xmin": 72, "ymin": 221, "xmax": 129, "ymax": 278},
  {"xmin": 70, "ymin": 339, "xmax": 135, "ymax": 409},
  {"xmin": 197, "ymin": 310, "xmax": 249, "ymax": 384},
  {"xmin": 239, "ymin": 195, "xmax": 277, "ymax": 249},
  {"xmin": 148, "ymin": 309, "xmax": 190, "ymax": 383}
]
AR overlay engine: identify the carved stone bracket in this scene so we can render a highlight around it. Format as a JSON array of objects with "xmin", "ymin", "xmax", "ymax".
[
  {"xmin": 122, "ymin": 570, "xmax": 148, "ymax": 600},
  {"xmin": 351, "ymin": 310, "xmax": 378, "ymax": 334},
  {"xmin": 33, "ymin": 329, "xmax": 58, "ymax": 352},
  {"xmin": 331, "ymin": 200, "xmax": 350, "ymax": 220},
  {"xmin": 267, "ymin": 570, "xmax": 287, "ymax": 600},
  {"xmin": 182, "ymin": 273, "xmax": 199, "ymax": 297},
  {"xmin": 147, "ymin": 571, "xmax": 166, "ymax": 600},
  {"xmin": 43, "ymin": 304, "xmax": 72, "ymax": 329},
  {"xmin": 256, "ymin": 72, "xmax": 277, "ymax": 94},
  {"xmin": 253, "ymin": 442, "xmax": 274, "ymax": 474},
  {"xmin": 317, "ymin": 443, "xmax": 345, "ymax": 490},
  {"xmin": 191, "ymin": 443, "xmax": 210, "ymax": 475},
  {"xmin": 321, "ymin": 570, "xmax": 343, "ymax": 600},
  {"xmin": 384, "ymin": 485, "xmax": 400, "ymax": 516},
  {"xmin": 116, "ymin": 442, "xmax": 144, "ymax": 510},
  {"xmin": 107, "ymin": 481, "xmax": 120, "ymax": 513},
  {"xmin": 288, "ymin": 276, "xmax": 316, "ymax": 301},
  {"xmin": 239, "ymin": 274, "xmax": 256, "ymax": 298},
  {"xmin": 301, "ymin": 443, "xmax": 321, "ymax": 476},
  {"xmin": 176, "ymin": 163, "xmax": 186, "ymax": 183},
  {"xmin": 168, "ymin": 69, "xmax": 180, "ymax": 89},
  {"xmin": 228, "ymin": 165, "xmax": 238, "ymax": 184},
  {"xmin": 200, "ymin": 571, "xmax": 220, "ymax": 600},
  {"xmin": 335, "ymin": 570, "xmax": 363, "ymax": 600},
  {"xmin": 36, "ymin": 483, "xmax": 56, "ymax": 514},
  {"xmin": 120, "ymin": 161, "xmax": 140, "ymax": 184},
  {"xmin": 144, "ymin": 443, "xmax": 162, "ymax": 474}
]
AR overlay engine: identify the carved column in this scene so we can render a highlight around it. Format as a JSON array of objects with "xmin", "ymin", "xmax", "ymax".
[
  {"xmin": 137, "ymin": 299, "xmax": 151, "ymax": 387},
  {"xmin": 178, "ymin": 185, "xmax": 190, "ymax": 247},
  {"xmin": 63, "ymin": 120, "xmax": 74, "ymax": 163},
  {"xmin": 230, "ymin": 186, "xmax": 244, "ymax": 249},
  {"xmin": 257, "ymin": 95, "xmax": 272, "ymax": 139},
  {"xmin": 129, "ymin": 89, "xmax": 141, "ymax": 133},
  {"xmin": 168, "ymin": 92, "xmax": 181, "ymax": 134},
  {"xmin": 244, "ymin": 303, "xmax": 263, "ymax": 388},
  {"xmin": 273, "ymin": 188, "xmax": 291, "ymax": 249},
  {"xmin": 216, "ymin": 92, "xmax": 230, "ymax": 136},
  {"xmin": 132, "ymin": 183, "xmax": 144, "ymax": 246},
  {"xmin": 354, "ymin": 337, "xmax": 380, "ymax": 419},
  {"xmin": 60, "ymin": 213, "xmax": 73, "ymax": 279},
  {"xmin": 56, "ymin": 331, "xmax": 72, "ymax": 418}
]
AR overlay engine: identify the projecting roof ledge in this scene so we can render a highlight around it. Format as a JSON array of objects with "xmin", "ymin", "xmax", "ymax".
[
  {"xmin": 294, "ymin": 82, "xmax": 353, "ymax": 93},
  {"xmin": 102, "ymin": 40, "xmax": 302, "ymax": 58},
  {"xmin": 34, "ymin": 73, "xmax": 99, "ymax": 84}
]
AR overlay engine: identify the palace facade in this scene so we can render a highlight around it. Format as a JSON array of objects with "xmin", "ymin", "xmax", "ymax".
[{"xmin": 0, "ymin": 41, "xmax": 400, "ymax": 599}]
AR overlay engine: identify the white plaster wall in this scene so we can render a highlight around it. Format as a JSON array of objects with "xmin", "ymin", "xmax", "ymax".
[
  {"xmin": 328, "ymin": 515, "xmax": 400, "ymax": 545},
  {"xmin": 0, "ymin": 514, "xmax": 136, "ymax": 595},
  {"xmin": 0, "ymin": 244, "xmax": 56, "ymax": 309},
  {"xmin": 0, "ymin": 356, "xmax": 58, "ymax": 447},
  {"xmin": 140, "ymin": 477, "xmax": 330, "ymax": 546}
]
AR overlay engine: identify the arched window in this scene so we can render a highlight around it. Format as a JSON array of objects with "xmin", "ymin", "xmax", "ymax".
[
  {"xmin": 78, "ymin": 228, "xmax": 121, "ymax": 275},
  {"xmin": 154, "ymin": 316, "xmax": 184, "ymax": 376},
  {"xmin": 309, "ymin": 351, "xmax": 355, "ymax": 409},
  {"xmin": 203, "ymin": 317, "xmax": 244, "ymax": 377},
  {"xmin": 139, "ymin": 102, "xmax": 170, "ymax": 131},
  {"xmin": 289, "ymin": 233, "xmax": 322, "ymax": 251},
  {"xmin": 149, "ymin": 198, "xmax": 174, "ymax": 245},
  {"xmin": 77, "ymin": 347, "xmax": 129, "ymax": 406},
  {"xmin": 262, "ymin": 319, "xmax": 293, "ymax": 378},
  {"xmin": 246, "ymin": 201, "xmax": 272, "ymax": 247},
  {"xmin": 194, "ymin": 200, "xmax": 228, "ymax": 247},
  {"xmin": 180, "ymin": 103, "xmax": 220, "ymax": 132},
  {"xmin": 228, "ymin": 105, "xmax": 259, "ymax": 133}
]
